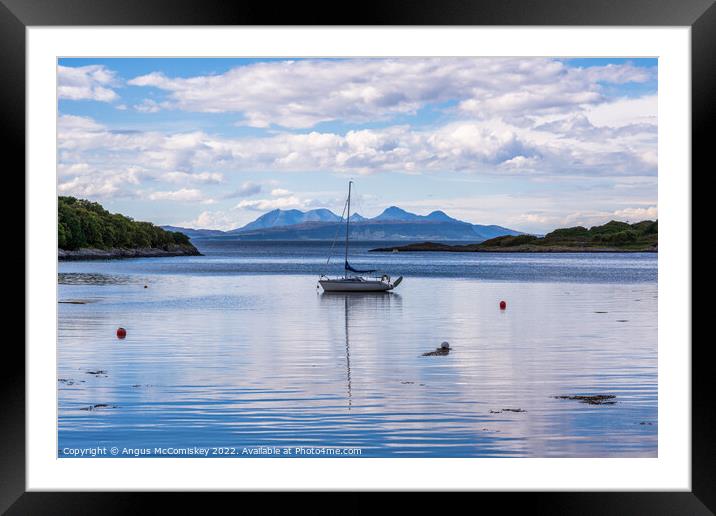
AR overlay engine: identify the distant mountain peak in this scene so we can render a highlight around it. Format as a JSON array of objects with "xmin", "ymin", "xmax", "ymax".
[
  {"xmin": 231, "ymin": 207, "xmax": 340, "ymax": 233},
  {"xmin": 207, "ymin": 204, "xmax": 524, "ymax": 242},
  {"xmin": 425, "ymin": 210, "xmax": 455, "ymax": 222},
  {"xmin": 374, "ymin": 206, "xmax": 419, "ymax": 221}
]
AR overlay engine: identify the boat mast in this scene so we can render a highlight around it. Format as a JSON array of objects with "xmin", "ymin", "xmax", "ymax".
[{"xmin": 344, "ymin": 181, "xmax": 352, "ymax": 277}]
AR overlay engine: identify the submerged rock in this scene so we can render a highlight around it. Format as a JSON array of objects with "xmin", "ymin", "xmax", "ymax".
[
  {"xmin": 422, "ymin": 342, "xmax": 452, "ymax": 356},
  {"xmin": 422, "ymin": 349, "xmax": 450, "ymax": 356}
]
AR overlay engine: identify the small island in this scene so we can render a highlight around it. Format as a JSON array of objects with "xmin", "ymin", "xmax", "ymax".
[
  {"xmin": 370, "ymin": 220, "xmax": 657, "ymax": 253},
  {"xmin": 58, "ymin": 196, "xmax": 201, "ymax": 260}
]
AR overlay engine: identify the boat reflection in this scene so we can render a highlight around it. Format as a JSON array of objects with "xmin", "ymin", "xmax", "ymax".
[{"xmin": 320, "ymin": 292, "xmax": 402, "ymax": 409}]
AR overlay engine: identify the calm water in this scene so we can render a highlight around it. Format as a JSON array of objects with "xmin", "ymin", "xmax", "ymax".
[{"xmin": 58, "ymin": 241, "xmax": 657, "ymax": 457}]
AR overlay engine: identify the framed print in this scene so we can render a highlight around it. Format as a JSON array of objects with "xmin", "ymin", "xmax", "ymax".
[{"xmin": 7, "ymin": 0, "xmax": 712, "ymax": 510}]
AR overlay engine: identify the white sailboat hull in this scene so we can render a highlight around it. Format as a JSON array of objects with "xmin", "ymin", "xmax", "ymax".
[
  {"xmin": 319, "ymin": 278, "xmax": 394, "ymax": 292},
  {"xmin": 319, "ymin": 181, "xmax": 403, "ymax": 293}
]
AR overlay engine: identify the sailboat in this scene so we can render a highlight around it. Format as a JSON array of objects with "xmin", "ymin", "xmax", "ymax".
[{"xmin": 318, "ymin": 182, "xmax": 403, "ymax": 292}]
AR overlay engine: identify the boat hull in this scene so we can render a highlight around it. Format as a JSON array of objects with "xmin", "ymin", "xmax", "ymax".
[{"xmin": 319, "ymin": 279, "xmax": 393, "ymax": 292}]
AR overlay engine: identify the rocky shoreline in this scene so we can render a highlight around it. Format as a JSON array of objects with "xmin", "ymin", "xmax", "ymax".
[
  {"xmin": 58, "ymin": 244, "xmax": 202, "ymax": 261},
  {"xmin": 370, "ymin": 242, "xmax": 657, "ymax": 253}
]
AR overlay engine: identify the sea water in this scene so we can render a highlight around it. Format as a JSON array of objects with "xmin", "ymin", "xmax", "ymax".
[{"xmin": 58, "ymin": 241, "xmax": 657, "ymax": 457}]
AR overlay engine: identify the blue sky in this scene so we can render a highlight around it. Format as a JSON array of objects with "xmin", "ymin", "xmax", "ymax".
[{"xmin": 57, "ymin": 57, "xmax": 657, "ymax": 233}]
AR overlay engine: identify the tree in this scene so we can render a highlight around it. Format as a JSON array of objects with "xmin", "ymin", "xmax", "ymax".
[{"xmin": 58, "ymin": 196, "xmax": 198, "ymax": 252}]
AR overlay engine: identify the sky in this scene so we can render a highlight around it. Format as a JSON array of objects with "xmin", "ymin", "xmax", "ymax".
[{"xmin": 57, "ymin": 57, "xmax": 657, "ymax": 233}]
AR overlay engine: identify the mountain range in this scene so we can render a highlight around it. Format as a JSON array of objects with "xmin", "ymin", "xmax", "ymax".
[{"xmin": 162, "ymin": 206, "xmax": 522, "ymax": 242}]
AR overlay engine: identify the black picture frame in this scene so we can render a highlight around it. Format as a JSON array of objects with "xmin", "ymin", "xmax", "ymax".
[{"xmin": 5, "ymin": 0, "xmax": 709, "ymax": 510}]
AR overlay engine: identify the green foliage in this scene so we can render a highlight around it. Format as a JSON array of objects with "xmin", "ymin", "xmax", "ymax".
[
  {"xmin": 479, "ymin": 219, "xmax": 657, "ymax": 250},
  {"xmin": 543, "ymin": 226, "xmax": 590, "ymax": 240},
  {"xmin": 58, "ymin": 196, "xmax": 193, "ymax": 251},
  {"xmin": 593, "ymin": 229, "xmax": 639, "ymax": 244},
  {"xmin": 543, "ymin": 220, "xmax": 656, "ymax": 247},
  {"xmin": 588, "ymin": 220, "xmax": 633, "ymax": 235},
  {"xmin": 632, "ymin": 220, "xmax": 658, "ymax": 234},
  {"xmin": 481, "ymin": 234, "xmax": 539, "ymax": 247}
]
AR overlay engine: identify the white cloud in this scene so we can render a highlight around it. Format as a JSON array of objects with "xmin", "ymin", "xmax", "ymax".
[
  {"xmin": 58, "ymin": 114, "xmax": 105, "ymax": 132},
  {"xmin": 57, "ymin": 166, "xmax": 144, "ymax": 198},
  {"xmin": 175, "ymin": 189, "xmax": 330, "ymax": 229},
  {"xmin": 221, "ymin": 181, "xmax": 263, "ymax": 199},
  {"xmin": 127, "ymin": 58, "xmax": 654, "ymax": 128},
  {"xmin": 126, "ymin": 71, "xmax": 166, "ymax": 88},
  {"xmin": 58, "ymin": 175, "xmax": 122, "ymax": 198},
  {"xmin": 176, "ymin": 210, "xmax": 241, "ymax": 231},
  {"xmin": 500, "ymin": 155, "xmax": 540, "ymax": 170},
  {"xmin": 583, "ymin": 95, "xmax": 657, "ymax": 128},
  {"xmin": 579, "ymin": 63, "xmax": 653, "ymax": 84},
  {"xmin": 396, "ymin": 190, "xmax": 657, "ymax": 234},
  {"xmin": 511, "ymin": 206, "xmax": 658, "ymax": 233},
  {"xmin": 57, "ymin": 58, "xmax": 657, "ymax": 223},
  {"xmin": 56, "ymin": 106, "xmax": 657, "ymax": 205},
  {"xmin": 58, "ymin": 58, "xmax": 657, "ymax": 209},
  {"xmin": 148, "ymin": 188, "xmax": 212, "ymax": 203},
  {"xmin": 58, "ymin": 65, "xmax": 119, "ymax": 102},
  {"xmin": 236, "ymin": 195, "xmax": 305, "ymax": 211},
  {"xmin": 57, "ymin": 162, "xmax": 92, "ymax": 177},
  {"xmin": 613, "ymin": 206, "xmax": 658, "ymax": 221},
  {"xmin": 133, "ymin": 99, "xmax": 164, "ymax": 113},
  {"xmin": 161, "ymin": 171, "xmax": 224, "ymax": 184}
]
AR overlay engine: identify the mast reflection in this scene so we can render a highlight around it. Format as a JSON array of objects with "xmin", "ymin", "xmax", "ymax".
[{"xmin": 320, "ymin": 292, "xmax": 402, "ymax": 410}]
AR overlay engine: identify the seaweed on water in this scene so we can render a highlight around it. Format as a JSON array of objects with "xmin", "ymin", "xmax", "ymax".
[
  {"xmin": 554, "ymin": 394, "xmax": 617, "ymax": 405},
  {"xmin": 80, "ymin": 403, "xmax": 118, "ymax": 411},
  {"xmin": 58, "ymin": 272, "xmax": 139, "ymax": 286}
]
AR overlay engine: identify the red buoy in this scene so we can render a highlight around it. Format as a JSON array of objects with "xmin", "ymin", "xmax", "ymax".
[
  {"xmin": 116, "ymin": 327, "xmax": 127, "ymax": 339},
  {"xmin": 499, "ymin": 300, "xmax": 507, "ymax": 310}
]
